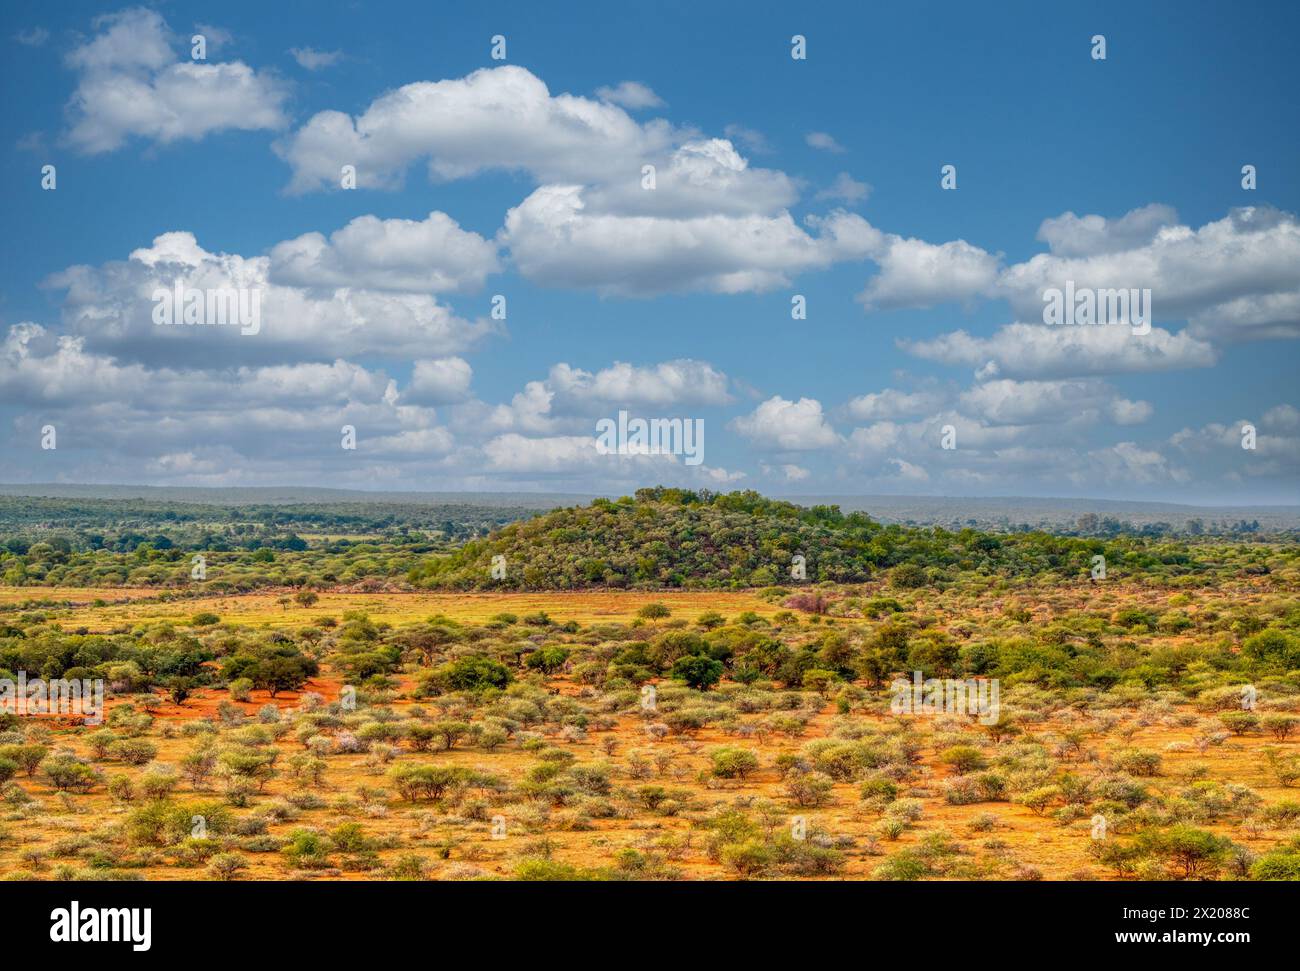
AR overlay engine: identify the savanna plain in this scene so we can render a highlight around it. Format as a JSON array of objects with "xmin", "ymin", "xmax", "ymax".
[{"xmin": 0, "ymin": 488, "xmax": 1297, "ymax": 882}]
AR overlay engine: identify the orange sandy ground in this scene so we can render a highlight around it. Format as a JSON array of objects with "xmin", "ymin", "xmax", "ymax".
[
  {"xmin": 1, "ymin": 582, "xmax": 1295, "ymax": 880},
  {"xmin": 4, "ymin": 668, "xmax": 1296, "ymax": 881}
]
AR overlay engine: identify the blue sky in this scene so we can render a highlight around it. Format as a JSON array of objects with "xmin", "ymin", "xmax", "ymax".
[{"xmin": 1, "ymin": 0, "xmax": 1298, "ymax": 502}]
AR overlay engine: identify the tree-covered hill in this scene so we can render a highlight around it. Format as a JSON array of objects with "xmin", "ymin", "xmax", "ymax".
[{"xmin": 407, "ymin": 487, "xmax": 1268, "ymax": 591}]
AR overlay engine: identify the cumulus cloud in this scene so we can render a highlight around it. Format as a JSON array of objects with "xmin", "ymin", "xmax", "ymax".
[
  {"xmin": 957, "ymin": 379, "xmax": 1151, "ymax": 426},
  {"xmin": 269, "ymin": 211, "xmax": 499, "ymax": 293},
  {"xmin": 844, "ymin": 388, "xmax": 946, "ymax": 421},
  {"xmin": 404, "ymin": 358, "xmax": 473, "ymax": 405},
  {"xmin": 1035, "ymin": 203, "xmax": 1179, "ymax": 257},
  {"xmin": 900, "ymin": 322, "xmax": 1217, "ymax": 378},
  {"xmin": 731, "ymin": 396, "xmax": 841, "ymax": 451},
  {"xmin": 859, "ymin": 235, "xmax": 1001, "ymax": 310},
  {"xmin": 1263, "ymin": 404, "xmax": 1300, "ymax": 432},
  {"xmin": 63, "ymin": 8, "xmax": 287, "ymax": 154},
  {"xmin": 546, "ymin": 360, "xmax": 732, "ymax": 409},
  {"xmin": 45, "ymin": 231, "xmax": 496, "ymax": 367},
  {"xmin": 0, "ymin": 321, "xmax": 459, "ymax": 481},
  {"xmin": 464, "ymin": 359, "xmax": 731, "ymax": 437},
  {"xmin": 886, "ymin": 458, "xmax": 930, "ymax": 482},
  {"xmin": 503, "ymin": 185, "xmax": 877, "ymax": 295},
  {"xmin": 871, "ymin": 204, "xmax": 1300, "ymax": 368},
  {"xmin": 1169, "ymin": 408, "xmax": 1300, "ymax": 481},
  {"xmin": 276, "ymin": 65, "xmax": 891, "ymax": 295},
  {"xmin": 484, "ymin": 433, "xmax": 639, "ymax": 473},
  {"xmin": 1082, "ymin": 442, "xmax": 1188, "ymax": 486},
  {"xmin": 999, "ymin": 206, "xmax": 1300, "ymax": 342},
  {"xmin": 2, "ymin": 319, "xmax": 746, "ymax": 489},
  {"xmin": 277, "ymin": 65, "xmax": 672, "ymax": 192}
]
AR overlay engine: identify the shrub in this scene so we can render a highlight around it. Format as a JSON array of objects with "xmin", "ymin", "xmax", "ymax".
[
  {"xmin": 109, "ymin": 739, "xmax": 158, "ymax": 766},
  {"xmin": 208, "ymin": 853, "xmax": 247, "ymax": 881},
  {"xmin": 939, "ymin": 746, "xmax": 988, "ymax": 775},
  {"xmin": 140, "ymin": 769, "xmax": 179, "ymax": 800},
  {"xmin": 709, "ymin": 747, "xmax": 760, "ymax": 780},
  {"xmin": 0, "ymin": 744, "xmax": 48, "ymax": 776},
  {"xmin": 719, "ymin": 840, "xmax": 773, "ymax": 878},
  {"xmin": 1250, "ymin": 853, "xmax": 1300, "ymax": 880},
  {"xmin": 785, "ymin": 771, "xmax": 834, "ymax": 808},
  {"xmin": 1219, "ymin": 712, "xmax": 1259, "ymax": 735},
  {"xmin": 389, "ymin": 765, "xmax": 470, "ymax": 802},
  {"xmin": 1263, "ymin": 715, "xmax": 1299, "ymax": 741},
  {"xmin": 1136, "ymin": 825, "xmax": 1232, "ymax": 880},
  {"xmin": 1111, "ymin": 749, "xmax": 1162, "ymax": 777},
  {"xmin": 873, "ymin": 850, "xmax": 929, "ymax": 880},
  {"xmin": 423, "ymin": 657, "xmax": 512, "ymax": 694},
  {"xmin": 524, "ymin": 647, "xmax": 571, "ymax": 674},
  {"xmin": 42, "ymin": 757, "xmax": 100, "ymax": 793}
]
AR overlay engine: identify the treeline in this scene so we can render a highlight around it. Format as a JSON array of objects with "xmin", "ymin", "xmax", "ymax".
[
  {"xmin": 1, "ymin": 489, "xmax": 1291, "ymax": 592},
  {"xmin": 0, "ymin": 497, "xmax": 548, "ymax": 589},
  {"xmin": 0, "ymin": 497, "xmax": 544, "ymax": 550},
  {"xmin": 1069, "ymin": 514, "xmax": 1269, "ymax": 539}
]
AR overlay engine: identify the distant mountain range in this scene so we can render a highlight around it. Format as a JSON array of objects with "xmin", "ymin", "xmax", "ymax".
[{"xmin": 2, "ymin": 483, "xmax": 1297, "ymax": 530}]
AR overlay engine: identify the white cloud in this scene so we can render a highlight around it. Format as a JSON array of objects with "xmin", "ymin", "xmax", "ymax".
[
  {"xmin": 844, "ymin": 388, "xmax": 945, "ymax": 421},
  {"xmin": 46, "ymin": 231, "xmax": 496, "ymax": 367},
  {"xmin": 269, "ymin": 211, "xmax": 499, "ymax": 293},
  {"xmin": 276, "ymin": 65, "xmax": 912, "ymax": 297},
  {"xmin": 859, "ymin": 235, "xmax": 1001, "ymax": 310},
  {"xmin": 958, "ymin": 378, "xmax": 1151, "ymax": 426},
  {"xmin": 1083, "ymin": 442, "xmax": 1187, "ymax": 486},
  {"xmin": 404, "ymin": 358, "xmax": 473, "ymax": 405},
  {"xmin": 290, "ymin": 47, "xmax": 343, "ymax": 70},
  {"xmin": 887, "ymin": 458, "xmax": 930, "ymax": 482},
  {"xmin": 731, "ymin": 396, "xmax": 841, "ymax": 450},
  {"xmin": 1169, "ymin": 411, "xmax": 1300, "ymax": 479},
  {"xmin": 277, "ymin": 65, "xmax": 671, "ymax": 193},
  {"xmin": 0, "ymin": 322, "xmax": 457, "ymax": 481},
  {"xmin": 483, "ymin": 433, "xmax": 605, "ymax": 472},
  {"xmin": 462, "ymin": 359, "xmax": 731, "ymax": 437},
  {"xmin": 594, "ymin": 80, "xmax": 664, "ymax": 109},
  {"xmin": 1262, "ymin": 404, "xmax": 1300, "ymax": 432},
  {"xmin": 63, "ymin": 8, "xmax": 286, "ymax": 154},
  {"xmin": 546, "ymin": 360, "xmax": 732, "ymax": 409},
  {"xmin": 900, "ymin": 322, "xmax": 1217, "ymax": 378},
  {"xmin": 805, "ymin": 131, "xmax": 845, "ymax": 153},
  {"xmin": 999, "ymin": 206, "xmax": 1300, "ymax": 342},
  {"xmin": 1108, "ymin": 398, "xmax": 1154, "ymax": 425},
  {"xmin": 503, "ymin": 185, "xmax": 877, "ymax": 295},
  {"xmin": 1035, "ymin": 203, "xmax": 1179, "ymax": 257}
]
